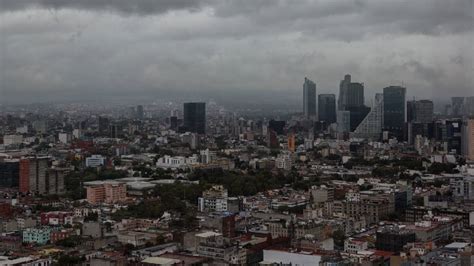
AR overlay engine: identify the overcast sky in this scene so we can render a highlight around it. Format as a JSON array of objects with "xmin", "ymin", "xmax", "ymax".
[{"xmin": 0, "ymin": 0, "xmax": 473, "ymax": 105}]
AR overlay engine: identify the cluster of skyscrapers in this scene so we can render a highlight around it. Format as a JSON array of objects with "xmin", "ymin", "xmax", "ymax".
[
  {"xmin": 302, "ymin": 75, "xmax": 474, "ymax": 152},
  {"xmin": 303, "ymin": 74, "xmax": 407, "ymax": 140}
]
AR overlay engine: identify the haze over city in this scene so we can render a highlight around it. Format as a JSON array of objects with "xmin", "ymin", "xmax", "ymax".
[
  {"xmin": 2, "ymin": 1, "xmax": 474, "ymax": 265},
  {"xmin": 0, "ymin": 0, "xmax": 473, "ymax": 106}
]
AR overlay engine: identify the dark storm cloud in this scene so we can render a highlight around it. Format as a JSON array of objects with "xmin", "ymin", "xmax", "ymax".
[
  {"xmin": 0, "ymin": 0, "xmax": 207, "ymax": 15},
  {"xmin": 0, "ymin": 0, "xmax": 472, "ymax": 105},
  {"xmin": 210, "ymin": 0, "xmax": 473, "ymax": 39}
]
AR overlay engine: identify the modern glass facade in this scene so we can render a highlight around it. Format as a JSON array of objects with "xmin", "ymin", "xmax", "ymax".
[
  {"xmin": 318, "ymin": 94, "xmax": 336, "ymax": 124},
  {"xmin": 303, "ymin": 77, "xmax": 317, "ymax": 118},
  {"xmin": 383, "ymin": 86, "xmax": 406, "ymax": 139},
  {"xmin": 183, "ymin": 102, "xmax": 206, "ymax": 134}
]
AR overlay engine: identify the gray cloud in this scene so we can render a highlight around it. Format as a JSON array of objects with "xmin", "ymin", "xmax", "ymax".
[
  {"xmin": 0, "ymin": 0, "xmax": 207, "ymax": 15},
  {"xmin": 0, "ymin": 0, "xmax": 473, "ymax": 106}
]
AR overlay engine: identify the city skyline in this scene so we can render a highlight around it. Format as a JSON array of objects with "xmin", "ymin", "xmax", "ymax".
[
  {"xmin": 0, "ymin": 0, "xmax": 472, "ymax": 105},
  {"xmin": 2, "ymin": 2, "xmax": 474, "ymax": 264}
]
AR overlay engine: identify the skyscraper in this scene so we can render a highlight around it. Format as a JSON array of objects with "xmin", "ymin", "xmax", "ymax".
[
  {"xmin": 407, "ymin": 100, "xmax": 434, "ymax": 123},
  {"xmin": 19, "ymin": 157, "xmax": 49, "ymax": 195},
  {"xmin": 338, "ymin": 74, "xmax": 364, "ymax": 111},
  {"xmin": 338, "ymin": 74, "xmax": 351, "ymax": 111},
  {"xmin": 183, "ymin": 102, "xmax": 206, "ymax": 134},
  {"xmin": 348, "ymin": 105, "xmax": 371, "ymax": 132},
  {"xmin": 318, "ymin": 94, "xmax": 336, "ymax": 124},
  {"xmin": 407, "ymin": 101, "xmax": 415, "ymax": 123},
  {"xmin": 136, "ymin": 105, "xmax": 144, "ymax": 120},
  {"xmin": 465, "ymin": 97, "xmax": 474, "ymax": 116},
  {"xmin": 346, "ymin": 82, "xmax": 364, "ymax": 108},
  {"xmin": 352, "ymin": 93, "xmax": 384, "ymax": 140},
  {"xmin": 462, "ymin": 118, "xmax": 474, "ymax": 161},
  {"xmin": 337, "ymin": 110, "xmax": 351, "ymax": 133},
  {"xmin": 98, "ymin": 116, "xmax": 110, "ymax": 135},
  {"xmin": 383, "ymin": 86, "xmax": 406, "ymax": 139},
  {"xmin": 337, "ymin": 74, "xmax": 367, "ymax": 132},
  {"xmin": 303, "ymin": 77, "xmax": 316, "ymax": 118},
  {"xmin": 451, "ymin": 97, "xmax": 465, "ymax": 117}
]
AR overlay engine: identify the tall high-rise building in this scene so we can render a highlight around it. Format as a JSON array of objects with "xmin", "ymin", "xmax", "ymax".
[
  {"xmin": 268, "ymin": 120, "xmax": 286, "ymax": 135},
  {"xmin": 98, "ymin": 116, "xmax": 110, "ymax": 135},
  {"xmin": 462, "ymin": 118, "xmax": 474, "ymax": 161},
  {"xmin": 465, "ymin": 97, "xmax": 474, "ymax": 116},
  {"xmin": 183, "ymin": 102, "xmax": 206, "ymax": 134},
  {"xmin": 348, "ymin": 106, "xmax": 371, "ymax": 132},
  {"xmin": 338, "ymin": 74, "xmax": 367, "ymax": 132},
  {"xmin": 318, "ymin": 94, "xmax": 336, "ymax": 124},
  {"xmin": 407, "ymin": 100, "xmax": 434, "ymax": 123},
  {"xmin": 338, "ymin": 74, "xmax": 351, "ymax": 111},
  {"xmin": 136, "ymin": 105, "xmax": 144, "ymax": 120},
  {"xmin": 169, "ymin": 116, "xmax": 178, "ymax": 131},
  {"xmin": 337, "ymin": 110, "xmax": 351, "ymax": 133},
  {"xmin": 267, "ymin": 129, "xmax": 279, "ymax": 149},
  {"xmin": 0, "ymin": 159, "xmax": 20, "ymax": 188},
  {"xmin": 451, "ymin": 97, "xmax": 465, "ymax": 117},
  {"xmin": 346, "ymin": 82, "xmax": 364, "ymax": 108},
  {"xmin": 352, "ymin": 93, "xmax": 384, "ymax": 140},
  {"xmin": 407, "ymin": 101, "xmax": 415, "ymax": 123},
  {"xmin": 432, "ymin": 119, "xmax": 463, "ymax": 154},
  {"xmin": 19, "ymin": 157, "xmax": 49, "ymax": 194},
  {"xmin": 109, "ymin": 124, "xmax": 122, "ymax": 139},
  {"xmin": 383, "ymin": 86, "xmax": 406, "ymax": 139},
  {"xmin": 303, "ymin": 77, "xmax": 317, "ymax": 118},
  {"xmin": 338, "ymin": 74, "xmax": 364, "ymax": 111},
  {"xmin": 287, "ymin": 133, "xmax": 296, "ymax": 152},
  {"xmin": 46, "ymin": 168, "xmax": 67, "ymax": 195}
]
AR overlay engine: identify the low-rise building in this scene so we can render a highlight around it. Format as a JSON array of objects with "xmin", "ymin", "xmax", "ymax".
[
  {"xmin": 23, "ymin": 227, "xmax": 52, "ymax": 245},
  {"xmin": 156, "ymin": 155, "xmax": 198, "ymax": 169},
  {"xmin": 84, "ymin": 180, "xmax": 127, "ymax": 204},
  {"xmin": 40, "ymin": 211, "xmax": 74, "ymax": 226},
  {"xmin": 195, "ymin": 231, "xmax": 240, "ymax": 264},
  {"xmin": 85, "ymin": 155, "xmax": 105, "ymax": 168},
  {"xmin": 198, "ymin": 185, "xmax": 229, "ymax": 213}
]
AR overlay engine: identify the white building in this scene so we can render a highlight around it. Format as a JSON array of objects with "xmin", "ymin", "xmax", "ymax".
[
  {"xmin": 73, "ymin": 129, "xmax": 82, "ymax": 139},
  {"xmin": 275, "ymin": 152, "xmax": 292, "ymax": 171},
  {"xmin": 58, "ymin": 133, "xmax": 72, "ymax": 144},
  {"xmin": 200, "ymin": 149, "xmax": 217, "ymax": 164},
  {"xmin": 198, "ymin": 185, "xmax": 229, "ymax": 212},
  {"xmin": 16, "ymin": 126, "xmax": 28, "ymax": 134},
  {"xmin": 155, "ymin": 155, "xmax": 198, "ymax": 169},
  {"xmin": 263, "ymin": 249, "xmax": 321, "ymax": 265},
  {"xmin": 86, "ymin": 155, "xmax": 105, "ymax": 168},
  {"xmin": 344, "ymin": 238, "xmax": 368, "ymax": 254},
  {"xmin": 3, "ymin": 135, "xmax": 23, "ymax": 146},
  {"xmin": 450, "ymin": 176, "xmax": 474, "ymax": 200}
]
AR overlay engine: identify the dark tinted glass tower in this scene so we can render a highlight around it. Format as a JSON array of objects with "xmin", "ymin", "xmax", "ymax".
[
  {"xmin": 0, "ymin": 160, "xmax": 20, "ymax": 188},
  {"xmin": 183, "ymin": 102, "xmax": 206, "ymax": 134},
  {"xmin": 348, "ymin": 105, "xmax": 371, "ymax": 132},
  {"xmin": 303, "ymin": 77, "xmax": 316, "ymax": 118},
  {"xmin": 338, "ymin": 74, "xmax": 364, "ymax": 111},
  {"xmin": 407, "ymin": 100, "xmax": 433, "ymax": 123},
  {"xmin": 338, "ymin": 74, "xmax": 351, "ymax": 111},
  {"xmin": 318, "ymin": 94, "xmax": 336, "ymax": 124},
  {"xmin": 136, "ymin": 105, "xmax": 144, "ymax": 120},
  {"xmin": 383, "ymin": 86, "xmax": 406, "ymax": 139},
  {"xmin": 346, "ymin": 83, "xmax": 364, "ymax": 108}
]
